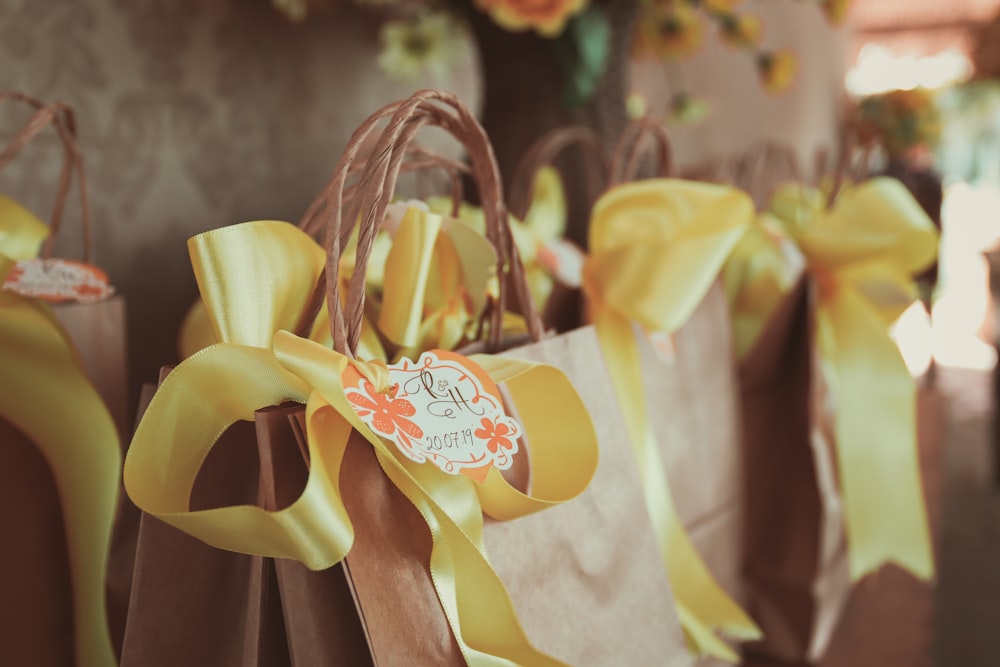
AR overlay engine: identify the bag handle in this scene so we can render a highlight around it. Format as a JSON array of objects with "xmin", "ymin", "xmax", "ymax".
[
  {"xmin": 0, "ymin": 92, "xmax": 91, "ymax": 263},
  {"xmin": 298, "ymin": 143, "xmax": 469, "ymax": 236},
  {"xmin": 508, "ymin": 126, "xmax": 610, "ymax": 221},
  {"xmin": 726, "ymin": 142, "xmax": 802, "ymax": 209},
  {"xmin": 609, "ymin": 116, "xmax": 673, "ymax": 187},
  {"xmin": 298, "ymin": 90, "xmax": 543, "ymax": 357}
]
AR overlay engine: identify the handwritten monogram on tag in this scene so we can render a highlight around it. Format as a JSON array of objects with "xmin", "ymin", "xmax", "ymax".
[
  {"xmin": 344, "ymin": 351, "xmax": 521, "ymax": 482},
  {"xmin": 3, "ymin": 258, "xmax": 114, "ymax": 303}
]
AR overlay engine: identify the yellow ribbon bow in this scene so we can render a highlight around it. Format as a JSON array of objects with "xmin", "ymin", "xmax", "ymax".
[
  {"xmin": 179, "ymin": 205, "xmax": 497, "ymax": 363},
  {"xmin": 583, "ymin": 179, "xmax": 761, "ymax": 660},
  {"xmin": 723, "ymin": 212, "xmax": 799, "ymax": 359},
  {"xmin": 770, "ymin": 177, "xmax": 937, "ymax": 581},
  {"xmin": 126, "ymin": 220, "xmax": 600, "ymax": 666},
  {"xmin": 0, "ymin": 194, "xmax": 120, "ymax": 667}
]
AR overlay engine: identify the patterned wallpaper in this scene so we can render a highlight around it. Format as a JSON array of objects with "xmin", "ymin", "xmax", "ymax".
[{"xmin": 0, "ymin": 0, "xmax": 481, "ymax": 403}]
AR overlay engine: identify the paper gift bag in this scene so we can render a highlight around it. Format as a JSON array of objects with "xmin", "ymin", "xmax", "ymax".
[
  {"xmin": 0, "ymin": 93, "xmax": 121, "ymax": 667},
  {"xmin": 637, "ymin": 279, "xmax": 750, "ymax": 639},
  {"xmin": 739, "ymin": 277, "xmax": 850, "ymax": 664},
  {"xmin": 124, "ymin": 90, "xmax": 691, "ymax": 666},
  {"xmin": 51, "ymin": 296, "xmax": 129, "ymax": 440},
  {"xmin": 120, "ymin": 383, "xmax": 370, "ymax": 666}
]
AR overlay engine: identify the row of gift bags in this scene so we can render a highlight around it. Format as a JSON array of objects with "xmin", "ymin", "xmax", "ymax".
[{"xmin": 0, "ymin": 89, "xmax": 939, "ymax": 666}]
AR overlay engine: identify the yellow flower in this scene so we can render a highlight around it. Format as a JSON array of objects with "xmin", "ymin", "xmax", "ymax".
[
  {"xmin": 475, "ymin": 0, "xmax": 588, "ymax": 38},
  {"xmin": 757, "ymin": 49, "xmax": 797, "ymax": 94},
  {"xmin": 718, "ymin": 12, "xmax": 762, "ymax": 49},
  {"xmin": 636, "ymin": 3, "xmax": 705, "ymax": 59},
  {"xmin": 822, "ymin": 0, "xmax": 852, "ymax": 25},
  {"xmin": 377, "ymin": 11, "xmax": 465, "ymax": 81},
  {"xmin": 627, "ymin": 92, "xmax": 649, "ymax": 120},
  {"xmin": 703, "ymin": 0, "xmax": 745, "ymax": 12},
  {"xmin": 668, "ymin": 93, "xmax": 711, "ymax": 125}
]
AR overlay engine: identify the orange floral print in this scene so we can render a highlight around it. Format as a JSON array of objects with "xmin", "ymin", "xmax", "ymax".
[
  {"xmin": 348, "ymin": 380, "xmax": 424, "ymax": 441},
  {"xmin": 474, "ymin": 417, "xmax": 514, "ymax": 454},
  {"xmin": 475, "ymin": 0, "xmax": 588, "ymax": 38}
]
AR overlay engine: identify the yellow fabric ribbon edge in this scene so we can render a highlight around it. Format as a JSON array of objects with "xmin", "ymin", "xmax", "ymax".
[
  {"xmin": 126, "ymin": 219, "xmax": 599, "ymax": 666},
  {"xmin": 772, "ymin": 178, "xmax": 936, "ymax": 581},
  {"xmin": 584, "ymin": 179, "xmax": 761, "ymax": 660},
  {"xmin": 0, "ymin": 198, "xmax": 121, "ymax": 667}
]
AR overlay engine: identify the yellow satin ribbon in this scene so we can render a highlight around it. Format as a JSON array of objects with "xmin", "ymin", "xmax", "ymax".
[
  {"xmin": 770, "ymin": 177, "xmax": 937, "ymax": 581},
  {"xmin": 429, "ymin": 166, "xmax": 569, "ymax": 311},
  {"xmin": 126, "ymin": 219, "xmax": 599, "ymax": 666},
  {"xmin": 723, "ymin": 212, "xmax": 798, "ymax": 359},
  {"xmin": 0, "ymin": 195, "xmax": 120, "ymax": 667},
  {"xmin": 583, "ymin": 179, "xmax": 761, "ymax": 661},
  {"xmin": 178, "ymin": 206, "xmax": 498, "ymax": 362}
]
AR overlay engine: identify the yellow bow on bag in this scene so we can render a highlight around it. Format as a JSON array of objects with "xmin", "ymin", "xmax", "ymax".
[
  {"xmin": 769, "ymin": 177, "xmax": 937, "ymax": 581},
  {"xmin": 0, "ymin": 195, "xmax": 120, "ymax": 667},
  {"xmin": 723, "ymin": 212, "xmax": 799, "ymax": 359},
  {"xmin": 179, "ymin": 205, "xmax": 498, "ymax": 363},
  {"xmin": 582, "ymin": 179, "xmax": 761, "ymax": 660},
  {"xmin": 126, "ymin": 219, "xmax": 600, "ymax": 667}
]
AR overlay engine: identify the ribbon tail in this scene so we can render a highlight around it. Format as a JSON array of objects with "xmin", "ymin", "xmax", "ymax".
[
  {"xmin": 822, "ymin": 287, "xmax": 935, "ymax": 580},
  {"xmin": 0, "ymin": 294, "xmax": 120, "ymax": 667},
  {"xmin": 594, "ymin": 308, "xmax": 762, "ymax": 659}
]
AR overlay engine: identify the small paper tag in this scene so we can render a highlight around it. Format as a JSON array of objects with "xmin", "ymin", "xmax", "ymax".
[
  {"xmin": 536, "ymin": 238, "xmax": 585, "ymax": 288},
  {"xmin": 343, "ymin": 350, "xmax": 522, "ymax": 483},
  {"xmin": 3, "ymin": 258, "xmax": 114, "ymax": 303}
]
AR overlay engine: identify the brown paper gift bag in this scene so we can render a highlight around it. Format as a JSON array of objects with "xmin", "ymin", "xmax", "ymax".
[
  {"xmin": 639, "ymin": 279, "xmax": 750, "ymax": 637},
  {"xmin": 122, "ymin": 90, "xmax": 690, "ymax": 666},
  {"xmin": 0, "ymin": 93, "xmax": 122, "ymax": 666},
  {"xmin": 120, "ymin": 377, "xmax": 370, "ymax": 666},
  {"xmin": 739, "ymin": 277, "xmax": 850, "ymax": 665}
]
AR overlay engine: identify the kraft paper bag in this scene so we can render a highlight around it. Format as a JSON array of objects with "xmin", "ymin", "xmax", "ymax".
[
  {"xmin": 51, "ymin": 295, "xmax": 129, "ymax": 441},
  {"xmin": 635, "ymin": 279, "xmax": 749, "ymax": 662},
  {"xmin": 739, "ymin": 277, "xmax": 850, "ymax": 665},
  {"xmin": 120, "ymin": 379, "xmax": 370, "ymax": 667},
  {"xmin": 0, "ymin": 417, "xmax": 75, "ymax": 667},
  {"xmin": 335, "ymin": 326, "xmax": 691, "ymax": 666}
]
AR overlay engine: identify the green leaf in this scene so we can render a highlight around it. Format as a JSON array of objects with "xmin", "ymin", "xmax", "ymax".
[{"xmin": 558, "ymin": 7, "xmax": 611, "ymax": 108}]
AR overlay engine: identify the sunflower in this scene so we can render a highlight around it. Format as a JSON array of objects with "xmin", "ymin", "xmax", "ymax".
[{"xmin": 717, "ymin": 12, "xmax": 762, "ymax": 49}]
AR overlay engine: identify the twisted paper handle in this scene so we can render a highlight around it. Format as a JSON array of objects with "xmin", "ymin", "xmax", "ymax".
[
  {"xmin": 609, "ymin": 116, "xmax": 673, "ymax": 186},
  {"xmin": 298, "ymin": 90, "xmax": 544, "ymax": 356},
  {"xmin": 508, "ymin": 126, "xmax": 610, "ymax": 221},
  {"xmin": 0, "ymin": 92, "xmax": 92, "ymax": 263}
]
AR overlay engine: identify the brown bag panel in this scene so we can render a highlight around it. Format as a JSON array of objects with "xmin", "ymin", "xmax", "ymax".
[
  {"xmin": 120, "ymin": 417, "xmax": 267, "ymax": 666},
  {"xmin": 339, "ymin": 431, "xmax": 463, "ymax": 667},
  {"xmin": 256, "ymin": 407, "xmax": 373, "ymax": 667},
  {"xmin": 51, "ymin": 296, "xmax": 129, "ymax": 441},
  {"xmin": 492, "ymin": 327, "xmax": 691, "ymax": 667},
  {"xmin": 0, "ymin": 417, "xmax": 74, "ymax": 667}
]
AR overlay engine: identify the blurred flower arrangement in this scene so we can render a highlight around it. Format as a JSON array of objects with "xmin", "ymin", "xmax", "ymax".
[
  {"xmin": 270, "ymin": 0, "xmax": 848, "ymax": 121},
  {"xmin": 854, "ymin": 88, "xmax": 941, "ymax": 161}
]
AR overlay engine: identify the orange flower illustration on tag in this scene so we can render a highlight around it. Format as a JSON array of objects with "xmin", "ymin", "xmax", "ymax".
[
  {"xmin": 343, "ymin": 350, "xmax": 522, "ymax": 482},
  {"xmin": 475, "ymin": 417, "xmax": 514, "ymax": 454},
  {"xmin": 347, "ymin": 380, "xmax": 424, "ymax": 455}
]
